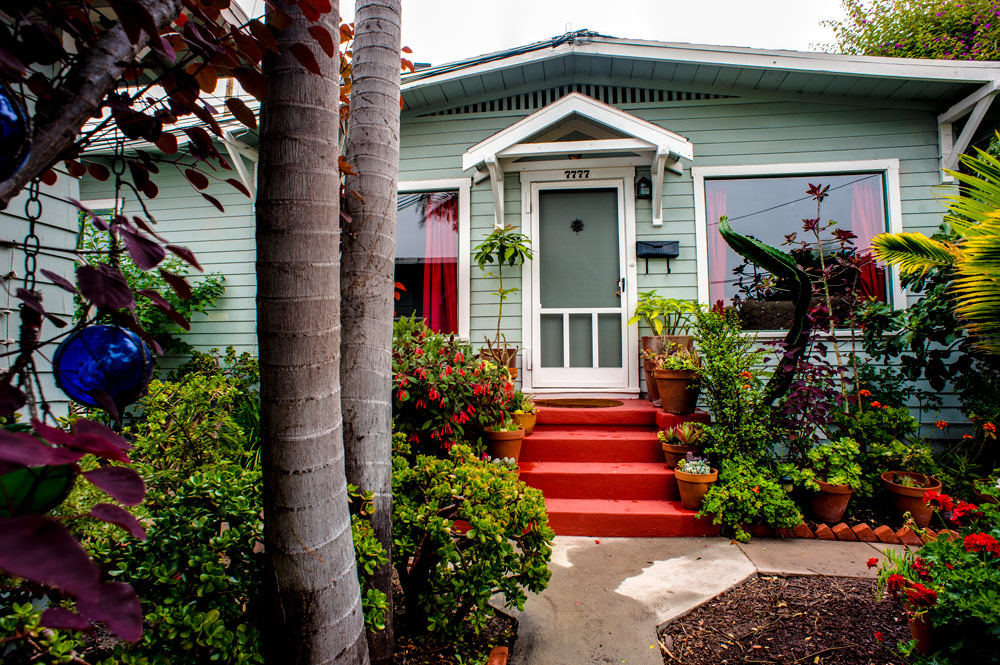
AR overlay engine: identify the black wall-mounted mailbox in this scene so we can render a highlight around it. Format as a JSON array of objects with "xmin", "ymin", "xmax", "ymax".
[{"xmin": 636, "ymin": 240, "xmax": 680, "ymax": 273}]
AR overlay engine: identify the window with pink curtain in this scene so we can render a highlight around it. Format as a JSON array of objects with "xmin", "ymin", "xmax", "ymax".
[
  {"xmin": 395, "ymin": 191, "xmax": 459, "ymax": 333},
  {"xmin": 705, "ymin": 173, "xmax": 890, "ymax": 326}
]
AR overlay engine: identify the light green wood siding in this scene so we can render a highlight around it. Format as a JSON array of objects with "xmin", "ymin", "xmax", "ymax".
[
  {"xmin": 80, "ymin": 161, "xmax": 257, "ymax": 360},
  {"xmin": 1, "ymin": 170, "xmax": 81, "ymax": 415}
]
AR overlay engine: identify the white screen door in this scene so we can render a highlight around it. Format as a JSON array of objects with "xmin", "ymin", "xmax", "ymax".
[{"xmin": 530, "ymin": 181, "xmax": 629, "ymax": 389}]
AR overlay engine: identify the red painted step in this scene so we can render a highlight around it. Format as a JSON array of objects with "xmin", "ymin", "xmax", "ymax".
[
  {"xmin": 519, "ymin": 462, "xmax": 679, "ymax": 501},
  {"xmin": 535, "ymin": 400, "xmax": 658, "ymax": 427},
  {"xmin": 542, "ymin": 498, "xmax": 720, "ymax": 537},
  {"xmin": 520, "ymin": 425, "xmax": 662, "ymax": 463}
]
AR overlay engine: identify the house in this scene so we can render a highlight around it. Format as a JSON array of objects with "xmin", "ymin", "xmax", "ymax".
[{"xmin": 79, "ymin": 30, "xmax": 1000, "ymax": 412}]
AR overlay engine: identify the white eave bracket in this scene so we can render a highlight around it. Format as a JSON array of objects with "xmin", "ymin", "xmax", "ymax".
[
  {"xmin": 486, "ymin": 155, "xmax": 504, "ymax": 228},
  {"xmin": 939, "ymin": 81, "xmax": 1000, "ymax": 182},
  {"xmin": 222, "ymin": 131, "xmax": 259, "ymax": 199}
]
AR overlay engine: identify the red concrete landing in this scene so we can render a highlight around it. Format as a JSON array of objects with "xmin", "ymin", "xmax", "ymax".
[
  {"xmin": 656, "ymin": 409, "xmax": 711, "ymax": 431},
  {"xmin": 520, "ymin": 399, "xmax": 717, "ymax": 537}
]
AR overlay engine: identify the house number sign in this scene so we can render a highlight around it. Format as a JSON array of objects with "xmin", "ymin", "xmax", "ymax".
[{"xmin": 564, "ymin": 169, "xmax": 590, "ymax": 179}]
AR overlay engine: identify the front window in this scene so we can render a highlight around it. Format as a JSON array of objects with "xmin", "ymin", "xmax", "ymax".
[
  {"xmin": 705, "ymin": 172, "xmax": 889, "ymax": 327},
  {"xmin": 395, "ymin": 191, "xmax": 459, "ymax": 333}
]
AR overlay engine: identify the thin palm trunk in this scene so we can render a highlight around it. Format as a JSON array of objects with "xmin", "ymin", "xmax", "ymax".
[
  {"xmin": 257, "ymin": 2, "xmax": 369, "ymax": 662},
  {"xmin": 340, "ymin": 1, "xmax": 402, "ymax": 662}
]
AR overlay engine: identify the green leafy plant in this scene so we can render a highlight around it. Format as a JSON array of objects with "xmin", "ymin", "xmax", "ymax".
[
  {"xmin": 392, "ymin": 317, "xmax": 515, "ymax": 457},
  {"xmin": 627, "ymin": 292, "xmax": 697, "ymax": 337},
  {"xmin": 698, "ymin": 458, "xmax": 802, "ymax": 543},
  {"xmin": 489, "ymin": 418, "xmax": 521, "ymax": 433},
  {"xmin": 512, "ymin": 390, "xmax": 536, "ymax": 414},
  {"xmin": 781, "ymin": 437, "xmax": 863, "ymax": 492},
  {"xmin": 653, "ymin": 345, "xmax": 700, "ymax": 371},
  {"xmin": 0, "ymin": 601, "xmax": 90, "ymax": 665},
  {"xmin": 392, "ymin": 440, "xmax": 553, "ymax": 638},
  {"xmin": 472, "ymin": 224, "xmax": 534, "ymax": 365}
]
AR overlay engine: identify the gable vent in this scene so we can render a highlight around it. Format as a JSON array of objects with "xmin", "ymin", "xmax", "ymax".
[{"xmin": 419, "ymin": 84, "xmax": 734, "ymax": 116}]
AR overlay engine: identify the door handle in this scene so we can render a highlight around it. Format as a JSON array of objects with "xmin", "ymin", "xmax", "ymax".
[{"xmin": 616, "ymin": 277, "xmax": 625, "ymax": 297}]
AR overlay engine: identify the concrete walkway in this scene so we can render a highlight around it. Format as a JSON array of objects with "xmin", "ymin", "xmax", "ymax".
[{"xmin": 506, "ymin": 536, "xmax": 905, "ymax": 665}]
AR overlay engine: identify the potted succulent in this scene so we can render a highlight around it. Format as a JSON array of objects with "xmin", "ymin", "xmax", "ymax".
[
  {"xmin": 657, "ymin": 421, "xmax": 705, "ymax": 469},
  {"xmin": 652, "ymin": 344, "xmax": 700, "ymax": 414},
  {"xmin": 674, "ymin": 452, "xmax": 718, "ymax": 510},
  {"xmin": 484, "ymin": 418, "xmax": 525, "ymax": 463},
  {"xmin": 880, "ymin": 471, "xmax": 942, "ymax": 527},
  {"xmin": 781, "ymin": 437, "xmax": 863, "ymax": 523},
  {"xmin": 628, "ymin": 293, "xmax": 697, "ymax": 402},
  {"xmin": 511, "ymin": 390, "xmax": 537, "ymax": 435},
  {"xmin": 473, "ymin": 224, "xmax": 533, "ymax": 378}
]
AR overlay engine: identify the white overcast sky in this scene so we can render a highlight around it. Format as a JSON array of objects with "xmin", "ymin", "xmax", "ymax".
[{"xmin": 238, "ymin": 0, "xmax": 848, "ymax": 66}]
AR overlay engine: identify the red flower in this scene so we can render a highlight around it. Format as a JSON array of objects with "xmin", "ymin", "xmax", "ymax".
[
  {"xmin": 454, "ymin": 351, "xmax": 464, "ymax": 363},
  {"xmin": 414, "ymin": 367, "xmax": 426, "ymax": 379},
  {"xmin": 923, "ymin": 490, "xmax": 955, "ymax": 512},
  {"xmin": 951, "ymin": 501, "xmax": 981, "ymax": 525},
  {"xmin": 936, "ymin": 420, "xmax": 949, "ymax": 430},
  {"xmin": 415, "ymin": 398, "xmax": 427, "ymax": 409},
  {"xmin": 886, "ymin": 574, "xmax": 907, "ymax": 593},
  {"xmin": 871, "ymin": 400, "xmax": 883, "ymax": 408},
  {"xmin": 459, "ymin": 369, "xmax": 466, "ymax": 377},
  {"xmin": 904, "ymin": 582, "xmax": 937, "ymax": 608},
  {"xmin": 984, "ymin": 422, "xmax": 997, "ymax": 433},
  {"xmin": 964, "ymin": 532, "xmax": 1000, "ymax": 557},
  {"xmin": 415, "ymin": 347, "xmax": 423, "ymax": 356},
  {"xmin": 874, "ymin": 631, "xmax": 884, "ymax": 642},
  {"xmin": 443, "ymin": 365, "xmax": 452, "ymax": 376},
  {"xmin": 911, "ymin": 557, "xmax": 932, "ymax": 580},
  {"xmin": 752, "ymin": 486, "xmax": 760, "ymax": 494},
  {"xmin": 739, "ymin": 371, "xmax": 753, "ymax": 379},
  {"xmin": 867, "ymin": 557, "xmax": 879, "ymax": 569},
  {"xmin": 859, "ymin": 389, "xmax": 872, "ymax": 397}
]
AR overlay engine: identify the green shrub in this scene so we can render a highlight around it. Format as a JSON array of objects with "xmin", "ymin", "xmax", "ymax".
[
  {"xmin": 699, "ymin": 458, "xmax": 802, "ymax": 543},
  {"xmin": 95, "ymin": 467, "xmax": 264, "ymax": 665},
  {"xmin": 393, "ymin": 317, "xmax": 515, "ymax": 457},
  {"xmin": 780, "ymin": 437, "xmax": 863, "ymax": 493},
  {"xmin": 392, "ymin": 439, "xmax": 553, "ymax": 637},
  {"xmin": 0, "ymin": 601, "xmax": 90, "ymax": 664}
]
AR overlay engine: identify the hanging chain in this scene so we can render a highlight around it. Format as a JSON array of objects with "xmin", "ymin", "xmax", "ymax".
[{"xmin": 22, "ymin": 179, "xmax": 42, "ymax": 293}]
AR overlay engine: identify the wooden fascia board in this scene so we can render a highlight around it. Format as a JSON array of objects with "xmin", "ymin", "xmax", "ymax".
[{"xmin": 496, "ymin": 138, "xmax": 656, "ymax": 158}]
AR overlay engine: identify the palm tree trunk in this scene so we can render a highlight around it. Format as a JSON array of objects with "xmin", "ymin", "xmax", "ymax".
[
  {"xmin": 341, "ymin": 2, "xmax": 402, "ymax": 662},
  {"xmin": 257, "ymin": 2, "xmax": 369, "ymax": 662}
]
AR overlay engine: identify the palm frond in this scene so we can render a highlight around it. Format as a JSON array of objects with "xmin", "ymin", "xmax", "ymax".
[{"xmin": 870, "ymin": 232, "xmax": 958, "ymax": 275}]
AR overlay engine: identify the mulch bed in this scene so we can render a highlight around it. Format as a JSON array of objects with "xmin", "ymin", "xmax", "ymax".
[
  {"xmin": 391, "ymin": 609, "xmax": 516, "ymax": 664},
  {"xmin": 658, "ymin": 575, "xmax": 910, "ymax": 665}
]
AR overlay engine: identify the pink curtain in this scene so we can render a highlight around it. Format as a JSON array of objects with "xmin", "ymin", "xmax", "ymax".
[
  {"xmin": 706, "ymin": 187, "xmax": 728, "ymax": 305},
  {"xmin": 850, "ymin": 179, "xmax": 887, "ymax": 302},
  {"xmin": 422, "ymin": 193, "xmax": 459, "ymax": 333}
]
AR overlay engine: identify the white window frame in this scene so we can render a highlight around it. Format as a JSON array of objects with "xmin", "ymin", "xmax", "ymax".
[
  {"xmin": 692, "ymin": 159, "xmax": 906, "ymax": 316},
  {"xmin": 397, "ymin": 178, "xmax": 472, "ymax": 340}
]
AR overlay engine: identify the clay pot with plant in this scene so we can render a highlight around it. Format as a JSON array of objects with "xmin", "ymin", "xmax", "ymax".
[
  {"xmin": 881, "ymin": 471, "xmax": 942, "ymax": 527},
  {"xmin": 484, "ymin": 418, "xmax": 526, "ymax": 463},
  {"xmin": 473, "ymin": 225, "xmax": 533, "ymax": 378},
  {"xmin": 628, "ymin": 292, "xmax": 697, "ymax": 403},
  {"xmin": 658, "ymin": 421, "xmax": 705, "ymax": 469},
  {"xmin": 510, "ymin": 390, "xmax": 537, "ymax": 435},
  {"xmin": 652, "ymin": 344, "xmax": 701, "ymax": 414},
  {"xmin": 674, "ymin": 452, "xmax": 718, "ymax": 510},
  {"xmin": 781, "ymin": 437, "xmax": 863, "ymax": 523}
]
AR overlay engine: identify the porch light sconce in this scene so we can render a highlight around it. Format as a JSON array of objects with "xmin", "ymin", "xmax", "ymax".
[
  {"xmin": 635, "ymin": 176, "xmax": 652, "ymax": 200},
  {"xmin": 636, "ymin": 240, "xmax": 680, "ymax": 274},
  {"xmin": 570, "ymin": 218, "xmax": 584, "ymax": 234}
]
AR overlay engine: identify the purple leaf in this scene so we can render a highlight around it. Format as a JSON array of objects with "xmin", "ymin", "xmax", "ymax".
[
  {"xmin": 14, "ymin": 289, "xmax": 67, "ymax": 328},
  {"xmin": 200, "ymin": 192, "xmax": 224, "ymax": 212},
  {"xmin": 72, "ymin": 419, "xmax": 132, "ymax": 460},
  {"xmin": 0, "ymin": 429, "xmax": 54, "ymax": 466},
  {"xmin": 77, "ymin": 582, "xmax": 143, "ymax": 642},
  {"xmin": 132, "ymin": 216, "xmax": 166, "ymax": 242},
  {"xmin": 82, "ymin": 467, "xmax": 145, "ymax": 506},
  {"xmin": 158, "ymin": 269, "xmax": 192, "ymax": 300},
  {"xmin": 77, "ymin": 264, "xmax": 135, "ymax": 311},
  {"xmin": 30, "ymin": 419, "xmax": 75, "ymax": 446},
  {"xmin": 40, "ymin": 269, "xmax": 80, "ymax": 295},
  {"xmin": 137, "ymin": 290, "xmax": 190, "ymax": 330},
  {"xmin": 89, "ymin": 504, "xmax": 147, "ymax": 539},
  {"xmin": 0, "ymin": 383, "xmax": 26, "ymax": 419},
  {"xmin": 89, "ymin": 390, "xmax": 122, "ymax": 426},
  {"xmin": 0, "ymin": 516, "xmax": 101, "ymax": 599},
  {"xmin": 119, "ymin": 227, "xmax": 165, "ymax": 271},
  {"xmin": 165, "ymin": 245, "xmax": 203, "ymax": 271},
  {"xmin": 40, "ymin": 607, "xmax": 93, "ymax": 631}
]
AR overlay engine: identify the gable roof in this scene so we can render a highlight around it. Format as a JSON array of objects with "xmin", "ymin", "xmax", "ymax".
[{"xmin": 402, "ymin": 30, "xmax": 1000, "ymax": 113}]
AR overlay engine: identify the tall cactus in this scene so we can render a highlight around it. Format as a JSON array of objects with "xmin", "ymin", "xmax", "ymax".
[{"xmin": 718, "ymin": 217, "xmax": 812, "ymax": 404}]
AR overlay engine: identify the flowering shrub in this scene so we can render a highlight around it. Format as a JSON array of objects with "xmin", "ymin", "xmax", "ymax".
[
  {"xmin": 698, "ymin": 458, "xmax": 801, "ymax": 543},
  {"xmin": 393, "ymin": 317, "xmax": 514, "ymax": 456},
  {"xmin": 872, "ymin": 486, "xmax": 1000, "ymax": 662}
]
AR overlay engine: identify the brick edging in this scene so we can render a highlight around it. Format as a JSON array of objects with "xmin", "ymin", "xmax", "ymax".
[
  {"xmin": 488, "ymin": 646, "xmax": 509, "ymax": 664},
  {"xmin": 773, "ymin": 521, "xmax": 959, "ymax": 545}
]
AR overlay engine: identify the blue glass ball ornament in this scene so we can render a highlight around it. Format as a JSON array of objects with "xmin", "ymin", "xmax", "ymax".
[
  {"xmin": 0, "ymin": 82, "xmax": 31, "ymax": 183},
  {"xmin": 53, "ymin": 325, "xmax": 154, "ymax": 409}
]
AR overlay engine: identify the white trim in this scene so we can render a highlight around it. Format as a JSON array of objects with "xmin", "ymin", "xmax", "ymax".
[
  {"xmin": 692, "ymin": 159, "xmax": 906, "ymax": 311},
  {"xmin": 518, "ymin": 167, "xmax": 638, "ymax": 392},
  {"xmin": 942, "ymin": 93, "xmax": 996, "ymax": 172},
  {"xmin": 78, "ymin": 198, "xmax": 121, "ymax": 212},
  {"xmin": 405, "ymin": 36, "xmax": 1000, "ymax": 95},
  {"xmin": 397, "ymin": 178, "xmax": 472, "ymax": 340},
  {"xmin": 496, "ymin": 137, "xmax": 655, "ymax": 159},
  {"xmin": 462, "ymin": 92, "xmax": 693, "ymax": 171}
]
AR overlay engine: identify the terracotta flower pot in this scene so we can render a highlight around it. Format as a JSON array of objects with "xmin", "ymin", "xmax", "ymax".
[
  {"xmin": 905, "ymin": 605, "xmax": 933, "ymax": 655},
  {"xmin": 880, "ymin": 471, "xmax": 942, "ymax": 527},
  {"xmin": 674, "ymin": 467, "xmax": 718, "ymax": 511},
  {"xmin": 808, "ymin": 480, "xmax": 854, "ymax": 523},
  {"xmin": 973, "ymin": 478, "xmax": 999, "ymax": 505},
  {"xmin": 642, "ymin": 357, "xmax": 660, "ymax": 403},
  {"xmin": 485, "ymin": 428, "xmax": 524, "ymax": 462},
  {"xmin": 640, "ymin": 336, "xmax": 693, "ymax": 403},
  {"xmin": 511, "ymin": 411, "xmax": 536, "ymax": 436},
  {"xmin": 653, "ymin": 368, "xmax": 699, "ymax": 414},
  {"xmin": 661, "ymin": 442, "xmax": 701, "ymax": 469}
]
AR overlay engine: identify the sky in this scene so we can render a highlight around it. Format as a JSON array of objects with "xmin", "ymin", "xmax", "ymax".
[{"xmin": 238, "ymin": 0, "xmax": 848, "ymax": 67}]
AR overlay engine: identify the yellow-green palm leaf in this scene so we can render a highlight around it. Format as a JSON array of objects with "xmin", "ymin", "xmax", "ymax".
[{"xmin": 870, "ymin": 232, "xmax": 958, "ymax": 276}]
